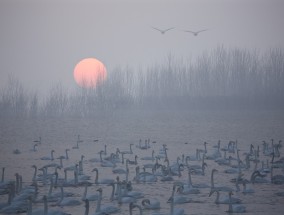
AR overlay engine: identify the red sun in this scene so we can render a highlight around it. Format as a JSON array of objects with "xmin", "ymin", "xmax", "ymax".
[{"xmin": 73, "ymin": 58, "xmax": 107, "ymax": 88}]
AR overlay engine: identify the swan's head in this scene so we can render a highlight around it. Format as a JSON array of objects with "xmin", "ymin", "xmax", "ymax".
[
  {"xmin": 92, "ymin": 168, "xmax": 98, "ymax": 172},
  {"xmin": 142, "ymin": 199, "xmax": 150, "ymax": 206},
  {"xmin": 84, "ymin": 199, "xmax": 89, "ymax": 207},
  {"xmin": 209, "ymin": 189, "xmax": 218, "ymax": 197},
  {"xmin": 212, "ymin": 169, "xmax": 218, "ymax": 173}
]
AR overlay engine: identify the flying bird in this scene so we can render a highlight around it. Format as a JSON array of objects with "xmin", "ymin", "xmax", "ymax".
[
  {"xmin": 151, "ymin": 26, "xmax": 175, "ymax": 34},
  {"xmin": 183, "ymin": 29, "xmax": 208, "ymax": 36}
]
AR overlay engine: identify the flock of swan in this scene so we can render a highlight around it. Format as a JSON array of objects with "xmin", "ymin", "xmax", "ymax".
[
  {"xmin": 151, "ymin": 26, "xmax": 208, "ymax": 36},
  {"xmin": 1, "ymin": 136, "xmax": 284, "ymax": 215}
]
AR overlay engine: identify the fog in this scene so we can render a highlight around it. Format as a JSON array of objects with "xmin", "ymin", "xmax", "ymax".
[{"xmin": 0, "ymin": 0, "xmax": 284, "ymax": 116}]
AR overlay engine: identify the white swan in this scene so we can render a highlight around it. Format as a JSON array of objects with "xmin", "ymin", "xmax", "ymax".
[
  {"xmin": 209, "ymin": 190, "xmax": 242, "ymax": 204},
  {"xmin": 54, "ymin": 186, "xmax": 81, "ymax": 206},
  {"xmin": 30, "ymin": 143, "xmax": 38, "ymax": 152},
  {"xmin": 141, "ymin": 150, "xmax": 155, "ymax": 161},
  {"xmin": 127, "ymin": 155, "xmax": 138, "ymax": 165},
  {"xmin": 27, "ymin": 195, "xmax": 71, "ymax": 215},
  {"xmin": 183, "ymin": 29, "xmax": 208, "ymax": 36},
  {"xmin": 121, "ymin": 143, "xmax": 134, "ymax": 154},
  {"xmin": 227, "ymin": 191, "xmax": 246, "ymax": 213},
  {"xmin": 129, "ymin": 203, "xmax": 143, "ymax": 215},
  {"xmin": 152, "ymin": 26, "xmax": 175, "ymax": 34},
  {"xmin": 92, "ymin": 168, "xmax": 115, "ymax": 184},
  {"xmin": 117, "ymin": 181, "xmax": 137, "ymax": 204},
  {"xmin": 41, "ymin": 150, "xmax": 55, "ymax": 161},
  {"xmin": 81, "ymin": 183, "xmax": 99, "ymax": 201},
  {"xmin": 271, "ymin": 166, "xmax": 284, "ymax": 184},
  {"xmin": 95, "ymin": 188, "xmax": 120, "ymax": 214},
  {"xmin": 33, "ymin": 136, "xmax": 41, "ymax": 145},
  {"xmin": 141, "ymin": 198, "xmax": 161, "ymax": 210},
  {"xmin": 210, "ymin": 169, "xmax": 233, "ymax": 192},
  {"xmin": 167, "ymin": 184, "xmax": 192, "ymax": 204}
]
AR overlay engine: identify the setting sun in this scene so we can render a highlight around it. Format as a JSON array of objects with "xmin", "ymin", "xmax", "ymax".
[{"xmin": 73, "ymin": 58, "xmax": 107, "ymax": 88}]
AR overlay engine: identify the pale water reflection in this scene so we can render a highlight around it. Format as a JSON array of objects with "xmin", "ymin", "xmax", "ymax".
[{"xmin": 0, "ymin": 110, "xmax": 284, "ymax": 214}]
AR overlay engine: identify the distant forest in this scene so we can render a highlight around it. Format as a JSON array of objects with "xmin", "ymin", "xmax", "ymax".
[{"xmin": 1, "ymin": 46, "xmax": 284, "ymax": 118}]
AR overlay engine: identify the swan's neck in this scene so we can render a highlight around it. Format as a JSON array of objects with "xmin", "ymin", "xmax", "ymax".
[
  {"xmin": 96, "ymin": 192, "xmax": 102, "ymax": 212},
  {"xmin": 83, "ymin": 185, "xmax": 88, "ymax": 199},
  {"xmin": 130, "ymin": 144, "xmax": 133, "ymax": 153},
  {"xmin": 94, "ymin": 169, "xmax": 99, "ymax": 184},
  {"xmin": 64, "ymin": 170, "xmax": 67, "ymax": 182},
  {"xmin": 48, "ymin": 178, "xmax": 53, "ymax": 197},
  {"xmin": 74, "ymin": 170, "xmax": 78, "ymax": 185},
  {"xmin": 110, "ymin": 183, "xmax": 115, "ymax": 201},
  {"xmin": 15, "ymin": 174, "xmax": 19, "ymax": 194},
  {"xmin": 51, "ymin": 151, "xmax": 54, "ymax": 160},
  {"xmin": 27, "ymin": 198, "xmax": 32, "ymax": 215},
  {"xmin": 215, "ymin": 191, "xmax": 220, "ymax": 203},
  {"xmin": 66, "ymin": 150, "xmax": 69, "ymax": 159},
  {"xmin": 84, "ymin": 200, "xmax": 89, "ymax": 215},
  {"xmin": 188, "ymin": 171, "xmax": 193, "ymax": 187},
  {"xmin": 1, "ymin": 167, "xmax": 5, "ymax": 182},
  {"xmin": 228, "ymin": 193, "xmax": 233, "ymax": 212},
  {"xmin": 211, "ymin": 171, "xmax": 215, "ymax": 188},
  {"xmin": 60, "ymin": 186, "xmax": 64, "ymax": 202},
  {"xmin": 170, "ymin": 196, "xmax": 174, "ymax": 215},
  {"xmin": 44, "ymin": 196, "xmax": 48, "ymax": 215}
]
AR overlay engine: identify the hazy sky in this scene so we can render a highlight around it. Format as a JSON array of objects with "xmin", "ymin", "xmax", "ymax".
[{"xmin": 0, "ymin": 0, "xmax": 284, "ymax": 95}]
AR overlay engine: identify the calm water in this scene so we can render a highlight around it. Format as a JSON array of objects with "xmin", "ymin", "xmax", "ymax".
[{"xmin": 0, "ymin": 109, "xmax": 284, "ymax": 214}]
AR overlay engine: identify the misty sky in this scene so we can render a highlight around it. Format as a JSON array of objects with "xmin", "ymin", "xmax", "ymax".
[{"xmin": 0, "ymin": 0, "xmax": 284, "ymax": 95}]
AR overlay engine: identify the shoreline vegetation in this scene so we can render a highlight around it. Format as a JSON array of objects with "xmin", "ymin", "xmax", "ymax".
[{"xmin": 1, "ymin": 46, "xmax": 284, "ymax": 118}]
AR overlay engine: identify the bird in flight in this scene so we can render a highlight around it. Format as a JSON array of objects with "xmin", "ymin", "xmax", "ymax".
[
  {"xmin": 183, "ymin": 29, "xmax": 208, "ymax": 36},
  {"xmin": 151, "ymin": 27, "xmax": 175, "ymax": 34}
]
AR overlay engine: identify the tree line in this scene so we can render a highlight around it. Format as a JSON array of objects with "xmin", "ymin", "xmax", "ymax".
[{"xmin": 1, "ymin": 46, "xmax": 283, "ymax": 118}]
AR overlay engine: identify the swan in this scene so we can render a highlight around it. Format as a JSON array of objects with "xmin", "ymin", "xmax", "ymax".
[
  {"xmin": 27, "ymin": 195, "xmax": 71, "ymax": 215},
  {"xmin": 209, "ymin": 190, "xmax": 242, "ymax": 204},
  {"xmin": 134, "ymin": 166, "xmax": 157, "ymax": 183},
  {"xmin": 142, "ymin": 198, "xmax": 161, "ymax": 210},
  {"xmin": 167, "ymin": 184, "xmax": 192, "ymax": 204},
  {"xmin": 210, "ymin": 169, "xmax": 233, "ymax": 192},
  {"xmin": 112, "ymin": 160, "xmax": 128, "ymax": 174},
  {"xmin": 89, "ymin": 150, "xmax": 105, "ymax": 163},
  {"xmin": 152, "ymin": 26, "xmax": 175, "ymax": 34},
  {"xmin": 129, "ymin": 203, "xmax": 143, "ymax": 215},
  {"xmin": 127, "ymin": 155, "xmax": 138, "ymax": 165},
  {"xmin": 250, "ymin": 170, "xmax": 269, "ymax": 183},
  {"xmin": 176, "ymin": 171, "xmax": 200, "ymax": 194},
  {"xmin": 0, "ymin": 182, "xmax": 28, "ymax": 214},
  {"xmin": 141, "ymin": 150, "xmax": 155, "ymax": 161},
  {"xmin": 183, "ymin": 29, "xmax": 208, "ymax": 36},
  {"xmin": 168, "ymin": 185, "xmax": 185, "ymax": 215},
  {"xmin": 30, "ymin": 143, "xmax": 38, "ymax": 152},
  {"xmin": 81, "ymin": 183, "xmax": 99, "ymax": 201},
  {"xmin": 41, "ymin": 150, "xmax": 55, "ymax": 161},
  {"xmin": 33, "ymin": 136, "xmax": 41, "ymax": 145},
  {"xmin": 54, "ymin": 185, "xmax": 81, "ymax": 206},
  {"xmin": 121, "ymin": 143, "xmax": 134, "ymax": 154},
  {"xmin": 271, "ymin": 166, "xmax": 284, "ymax": 184},
  {"xmin": 92, "ymin": 168, "xmax": 115, "ymax": 184},
  {"xmin": 58, "ymin": 149, "xmax": 70, "ymax": 160},
  {"xmin": 227, "ymin": 191, "xmax": 246, "ymax": 213},
  {"xmin": 95, "ymin": 188, "xmax": 120, "ymax": 214},
  {"xmin": 117, "ymin": 181, "xmax": 137, "ymax": 204},
  {"xmin": 241, "ymin": 181, "xmax": 254, "ymax": 194}
]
